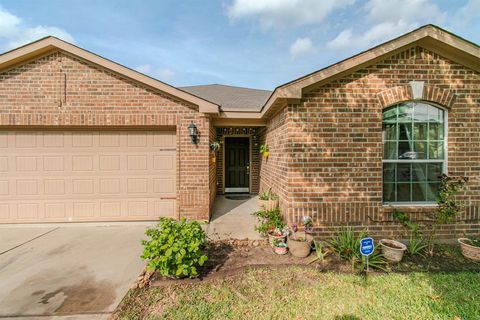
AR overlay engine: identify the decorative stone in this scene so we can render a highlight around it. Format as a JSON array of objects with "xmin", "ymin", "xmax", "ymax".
[{"xmin": 409, "ymin": 81, "xmax": 424, "ymax": 99}]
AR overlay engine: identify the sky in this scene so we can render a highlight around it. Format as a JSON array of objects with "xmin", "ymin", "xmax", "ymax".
[{"xmin": 0, "ymin": 0, "xmax": 479, "ymax": 90}]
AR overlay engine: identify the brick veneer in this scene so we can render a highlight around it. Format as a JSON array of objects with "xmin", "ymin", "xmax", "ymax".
[
  {"xmin": 260, "ymin": 46, "xmax": 480, "ymax": 239},
  {"xmin": 0, "ymin": 51, "xmax": 212, "ymax": 220},
  {"xmin": 259, "ymin": 108, "xmax": 289, "ymax": 215}
]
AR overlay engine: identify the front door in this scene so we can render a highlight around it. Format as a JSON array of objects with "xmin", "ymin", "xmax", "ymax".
[{"xmin": 225, "ymin": 137, "xmax": 250, "ymax": 193}]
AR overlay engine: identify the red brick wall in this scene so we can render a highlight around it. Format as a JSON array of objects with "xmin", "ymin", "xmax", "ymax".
[
  {"xmin": 259, "ymin": 107, "xmax": 289, "ymax": 214},
  {"xmin": 264, "ymin": 46, "xmax": 480, "ymax": 239},
  {"xmin": 0, "ymin": 51, "xmax": 211, "ymax": 220},
  {"xmin": 208, "ymin": 124, "xmax": 217, "ymax": 217}
]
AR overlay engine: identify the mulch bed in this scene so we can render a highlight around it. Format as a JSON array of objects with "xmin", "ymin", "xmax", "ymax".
[{"xmin": 144, "ymin": 241, "xmax": 480, "ymax": 288}]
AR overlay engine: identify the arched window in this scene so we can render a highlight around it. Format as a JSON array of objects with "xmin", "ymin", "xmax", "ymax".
[{"xmin": 382, "ymin": 102, "xmax": 446, "ymax": 203}]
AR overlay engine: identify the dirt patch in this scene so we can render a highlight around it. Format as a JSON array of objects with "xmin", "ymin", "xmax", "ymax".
[
  {"xmin": 392, "ymin": 244, "xmax": 480, "ymax": 273},
  {"xmin": 150, "ymin": 242, "xmax": 355, "ymax": 287},
  {"xmin": 148, "ymin": 243, "xmax": 480, "ymax": 287}
]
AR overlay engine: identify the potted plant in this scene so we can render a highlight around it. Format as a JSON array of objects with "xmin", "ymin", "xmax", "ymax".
[
  {"xmin": 379, "ymin": 239, "xmax": 407, "ymax": 262},
  {"xmin": 458, "ymin": 235, "xmax": 480, "ymax": 261},
  {"xmin": 268, "ymin": 226, "xmax": 288, "ymax": 247},
  {"xmin": 260, "ymin": 144, "xmax": 269, "ymax": 158},
  {"xmin": 266, "ymin": 192, "xmax": 279, "ymax": 211},
  {"xmin": 210, "ymin": 141, "xmax": 221, "ymax": 163},
  {"xmin": 258, "ymin": 189, "xmax": 270, "ymax": 209},
  {"xmin": 287, "ymin": 217, "xmax": 314, "ymax": 258},
  {"xmin": 273, "ymin": 238, "xmax": 288, "ymax": 255}
]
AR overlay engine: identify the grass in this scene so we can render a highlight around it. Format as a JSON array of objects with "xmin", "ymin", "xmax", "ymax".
[{"xmin": 114, "ymin": 267, "xmax": 480, "ymax": 320}]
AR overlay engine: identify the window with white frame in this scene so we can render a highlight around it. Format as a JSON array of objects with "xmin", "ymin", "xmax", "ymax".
[{"xmin": 382, "ymin": 102, "xmax": 446, "ymax": 203}]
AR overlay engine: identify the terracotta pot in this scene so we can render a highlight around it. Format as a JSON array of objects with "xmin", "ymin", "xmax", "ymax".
[
  {"xmin": 379, "ymin": 239, "xmax": 407, "ymax": 262},
  {"xmin": 273, "ymin": 245, "xmax": 288, "ymax": 255},
  {"xmin": 287, "ymin": 234, "xmax": 313, "ymax": 257},
  {"xmin": 458, "ymin": 238, "xmax": 480, "ymax": 261},
  {"xmin": 265, "ymin": 199, "xmax": 279, "ymax": 211},
  {"xmin": 258, "ymin": 199, "xmax": 269, "ymax": 209},
  {"xmin": 268, "ymin": 233, "xmax": 286, "ymax": 247}
]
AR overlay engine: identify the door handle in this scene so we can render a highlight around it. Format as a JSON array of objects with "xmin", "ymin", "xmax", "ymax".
[{"xmin": 246, "ymin": 165, "xmax": 250, "ymax": 174}]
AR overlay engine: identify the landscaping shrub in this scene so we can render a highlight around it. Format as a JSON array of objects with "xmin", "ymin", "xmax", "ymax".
[
  {"xmin": 141, "ymin": 217, "xmax": 208, "ymax": 278},
  {"xmin": 328, "ymin": 227, "xmax": 387, "ymax": 271},
  {"xmin": 252, "ymin": 208, "xmax": 284, "ymax": 236}
]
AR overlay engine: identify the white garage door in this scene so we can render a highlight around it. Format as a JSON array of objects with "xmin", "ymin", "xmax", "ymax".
[{"xmin": 0, "ymin": 130, "xmax": 176, "ymax": 223}]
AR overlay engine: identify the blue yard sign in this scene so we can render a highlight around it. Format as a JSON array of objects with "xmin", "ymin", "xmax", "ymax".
[
  {"xmin": 360, "ymin": 237, "xmax": 374, "ymax": 272},
  {"xmin": 360, "ymin": 237, "xmax": 374, "ymax": 256}
]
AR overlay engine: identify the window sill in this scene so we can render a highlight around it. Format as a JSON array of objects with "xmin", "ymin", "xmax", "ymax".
[{"xmin": 383, "ymin": 203, "xmax": 438, "ymax": 208}]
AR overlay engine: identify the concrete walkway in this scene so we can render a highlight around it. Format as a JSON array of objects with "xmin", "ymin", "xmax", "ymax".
[
  {"xmin": 207, "ymin": 195, "xmax": 262, "ymax": 240},
  {"xmin": 0, "ymin": 223, "xmax": 153, "ymax": 319}
]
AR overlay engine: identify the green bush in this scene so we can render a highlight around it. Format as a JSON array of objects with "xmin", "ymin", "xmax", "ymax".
[
  {"xmin": 328, "ymin": 227, "xmax": 387, "ymax": 272},
  {"xmin": 252, "ymin": 208, "xmax": 284, "ymax": 236},
  {"xmin": 141, "ymin": 217, "xmax": 208, "ymax": 278}
]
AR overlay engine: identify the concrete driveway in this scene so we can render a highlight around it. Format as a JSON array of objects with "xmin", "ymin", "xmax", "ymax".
[{"xmin": 0, "ymin": 223, "xmax": 153, "ymax": 319}]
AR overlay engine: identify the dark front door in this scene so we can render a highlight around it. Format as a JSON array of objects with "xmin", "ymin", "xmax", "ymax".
[{"xmin": 225, "ymin": 137, "xmax": 250, "ymax": 192}]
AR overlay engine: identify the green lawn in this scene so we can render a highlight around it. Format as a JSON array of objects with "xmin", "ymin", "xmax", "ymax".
[{"xmin": 114, "ymin": 267, "xmax": 480, "ymax": 320}]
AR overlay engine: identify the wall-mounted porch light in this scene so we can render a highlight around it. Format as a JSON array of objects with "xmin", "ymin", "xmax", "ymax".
[{"xmin": 188, "ymin": 121, "xmax": 198, "ymax": 144}]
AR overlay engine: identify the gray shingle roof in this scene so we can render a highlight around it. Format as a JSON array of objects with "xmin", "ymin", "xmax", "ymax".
[{"xmin": 180, "ymin": 84, "xmax": 271, "ymax": 112}]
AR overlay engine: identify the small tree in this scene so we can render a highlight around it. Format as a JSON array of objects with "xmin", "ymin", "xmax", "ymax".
[{"xmin": 425, "ymin": 174, "xmax": 468, "ymax": 256}]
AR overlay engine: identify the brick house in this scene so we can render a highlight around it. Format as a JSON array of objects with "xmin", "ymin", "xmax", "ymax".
[{"xmin": 0, "ymin": 25, "xmax": 478, "ymax": 239}]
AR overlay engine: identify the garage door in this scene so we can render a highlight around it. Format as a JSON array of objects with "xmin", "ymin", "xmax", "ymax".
[{"xmin": 0, "ymin": 130, "xmax": 176, "ymax": 223}]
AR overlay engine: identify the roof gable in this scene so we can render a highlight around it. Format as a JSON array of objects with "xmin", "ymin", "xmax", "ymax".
[
  {"xmin": 261, "ymin": 25, "xmax": 480, "ymax": 117},
  {"xmin": 0, "ymin": 37, "xmax": 219, "ymax": 114}
]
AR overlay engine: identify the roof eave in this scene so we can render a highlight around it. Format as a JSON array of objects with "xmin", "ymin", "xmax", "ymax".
[
  {"xmin": 0, "ymin": 37, "xmax": 220, "ymax": 115},
  {"xmin": 260, "ymin": 25, "xmax": 480, "ymax": 119}
]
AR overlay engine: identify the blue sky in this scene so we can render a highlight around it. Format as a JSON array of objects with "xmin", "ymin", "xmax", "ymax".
[{"xmin": 0, "ymin": 0, "xmax": 479, "ymax": 90}]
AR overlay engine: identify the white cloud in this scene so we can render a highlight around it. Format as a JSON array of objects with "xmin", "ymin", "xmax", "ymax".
[
  {"xmin": 327, "ymin": 20, "xmax": 415, "ymax": 50},
  {"xmin": 326, "ymin": 29, "xmax": 352, "ymax": 50},
  {"xmin": 365, "ymin": 0, "xmax": 446, "ymax": 24},
  {"xmin": 135, "ymin": 64, "xmax": 175, "ymax": 82},
  {"xmin": 451, "ymin": 0, "xmax": 480, "ymax": 28},
  {"xmin": 0, "ymin": 7, "xmax": 74, "ymax": 51},
  {"xmin": 0, "ymin": 7, "xmax": 20, "ymax": 38},
  {"xmin": 227, "ymin": 0, "xmax": 355, "ymax": 29},
  {"xmin": 156, "ymin": 68, "xmax": 174, "ymax": 81},
  {"xmin": 134, "ymin": 64, "xmax": 152, "ymax": 74},
  {"xmin": 327, "ymin": 0, "xmax": 446, "ymax": 51},
  {"xmin": 289, "ymin": 37, "xmax": 314, "ymax": 58}
]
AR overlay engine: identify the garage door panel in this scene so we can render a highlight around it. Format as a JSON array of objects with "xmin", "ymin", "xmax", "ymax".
[
  {"xmin": 72, "ymin": 155, "xmax": 94, "ymax": 171},
  {"xmin": 43, "ymin": 132, "xmax": 65, "ymax": 147},
  {"xmin": 0, "ymin": 204, "xmax": 9, "ymax": 219},
  {"xmin": 0, "ymin": 132, "xmax": 7, "ymax": 148},
  {"xmin": 44, "ymin": 156, "xmax": 64, "ymax": 171},
  {"xmin": 154, "ymin": 200, "xmax": 175, "ymax": 217},
  {"xmin": 45, "ymin": 203, "xmax": 67, "ymax": 219},
  {"xmin": 0, "ymin": 130, "xmax": 176, "ymax": 223},
  {"xmin": 0, "ymin": 157, "xmax": 8, "ymax": 171},
  {"xmin": 17, "ymin": 203, "xmax": 39, "ymax": 220}
]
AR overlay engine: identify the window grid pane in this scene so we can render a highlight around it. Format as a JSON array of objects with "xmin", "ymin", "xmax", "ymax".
[{"xmin": 382, "ymin": 102, "xmax": 445, "ymax": 203}]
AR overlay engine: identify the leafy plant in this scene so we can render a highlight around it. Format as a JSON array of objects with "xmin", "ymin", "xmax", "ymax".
[
  {"xmin": 466, "ymin": 235, "xmax": 480, "ymax": 248},
  {"xmin": 309, "ymin": 240, "xmax": 329, "ymax": 265},
  {"xmin": 252, "ymin": 208, "xmax": 284, "ymax": 236},
  {"xmin": 328, "ymin": 227, "xmax": 387, "ymax": 272},
  {"xmin": 141, "ymin": 217, "xmax": 208, "ymax": 278},
  {"xmin": 260, "ymin": 144, "xmax": 269, "ymax": 157},
  {"xmin": 259, "ymin": 189, "xmax": 270, "ymax": 200},
  {"xmin": 273, "ymin": 237, "xmax": 287, "ymax": 247},
  {"xmin": 407, "ymin": 236, "xmax": 428, "ymax": 256},
  {"xmin": 392, "ymin": 208, "xmax": 426, "ymax": 256},
  {"xmin": 210, "ymin": 141, "xmax": 221, "ymax": 152},
  {"xmin": 392, "ymin": 208, "xmax": 420, "ymax": 237},
  {"xmin": 436, "ymin": 174, "xmax": 468, "ymax": 224}
]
